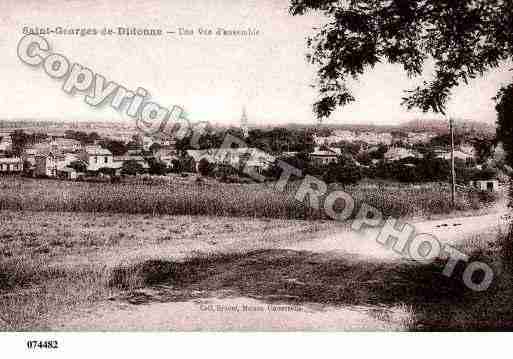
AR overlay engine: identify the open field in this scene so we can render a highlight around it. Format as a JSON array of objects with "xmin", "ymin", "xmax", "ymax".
[
  {"xmin": 0, "ymin": 176, "xmax": 498, "ymax": 220},
  {"xmin": 1, "ymin": 208, "xmax": 512, "ymax": 331},
  {"xmin": 0, "ymin": 176, "xmax": 505, "ymax": 330},
  {"xmin": 0, "ymin": 210, "xmax": 336, "ymax": 330}
]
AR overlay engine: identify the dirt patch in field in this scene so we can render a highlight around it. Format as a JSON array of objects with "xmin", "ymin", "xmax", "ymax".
[{"xmin": 106, "ymin": 248, "xmax": 497, "ymax": 330}]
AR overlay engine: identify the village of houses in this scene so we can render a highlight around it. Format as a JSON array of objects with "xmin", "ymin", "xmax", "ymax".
[
  {"xmin": 0, "ymin": 127, "xmax": 269, "ymax": 180},
  {"xmin": 0, "ymin": 121, "xmax": 502, "ymax": 192},
  {"xmin": 0, "ymin": 132, "xmax": 175, "ymax": 180}
]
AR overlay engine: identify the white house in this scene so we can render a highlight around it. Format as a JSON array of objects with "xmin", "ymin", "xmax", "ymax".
[
  {"xmin": 0, "ymin": 157, "xmax": 22, "ymax": 174},
  {"xmin": 309, "ymin": 147, "xmax": 339, "ymax": 165},
  {"xmin": 469, "ymin": 179, "xmax": 499, "ymax": 192},
  {"xmin": 407, "ymin": 132, "xmax": 436, "ymax": 144},
  {"xmin": 79, "ymin": 146, "xmax": 116, "ymax": 172},
  {"xmin": 436, "ymin": 150, "xmax": 474, "ymax": 161},
  {"xmin": 49, "ymin": 138, "xmax": 82, "ymax": 153},
  {"xmin": 384, "ymin": 147, "xmax": 422, "ymax": 161},
  {"xmin": 186, "ymin": 148, "xmax": 275, "ymax": 173}
]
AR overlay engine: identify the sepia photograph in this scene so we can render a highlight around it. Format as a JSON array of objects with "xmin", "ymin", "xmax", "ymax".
[{"xmin": 1, "ymin": 0, "xmax": 513, "ymax": 356}]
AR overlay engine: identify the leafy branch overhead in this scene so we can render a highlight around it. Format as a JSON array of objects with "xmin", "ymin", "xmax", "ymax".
[{"xmin": 290, "ymin": 0, "xmax": 513, "ymax": 118}]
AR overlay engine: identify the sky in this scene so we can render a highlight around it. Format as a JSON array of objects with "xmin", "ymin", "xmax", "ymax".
[{"xmin": 0, "ymin": 0, "xmax": 511, "ymax": 127}]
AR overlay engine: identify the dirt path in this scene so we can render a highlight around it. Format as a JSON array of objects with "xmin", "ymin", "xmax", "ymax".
[
  {"xmin": 49, "ymin": 209, "xmax": 507, "ymax": 331},
  {"xmin": 290, "ymin": 211, "xmax": 507, "ymax": 262}
]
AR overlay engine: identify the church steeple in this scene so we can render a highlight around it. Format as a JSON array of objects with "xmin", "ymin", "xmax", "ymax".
[{"xmin": 241, "ymin": 106, "xmax": 249, "ymax": 138}]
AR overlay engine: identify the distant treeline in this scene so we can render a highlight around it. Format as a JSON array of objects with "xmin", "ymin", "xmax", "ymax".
[{"xmin": 0, "ymin": 118, "xmax": 495, "ymax": 136}]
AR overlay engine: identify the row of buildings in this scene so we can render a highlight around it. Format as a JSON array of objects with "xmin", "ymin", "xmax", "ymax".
[
  {"xmin": 278, "ymin": 145, "xmax": 476, "ymax": 166},
  {"xmin": 0, "ymin": 135, "xmax": 178, "ymax": 179},
  {"xmin": 0, "ymin": 133, "xmax": 279, "ymax": 178},
  {"xmin": 382, "ymin": 147, "xmax": 475, "ymax": 162},
  {"xmin": 313, "ymin": 130, "xmax": 438, "ymax": 147},
  {"xmin": 186, "ymin": 148, "xmax": 275, "ymax": 174},
  {"xmin": 0, "ymin": 127, "xmax": 485, "ymax": 180},
  {"xmin": 0, "ymin": 136, "xmax": 22, "ymax": 173},
  {"xmin": 0, "ymin": 133, "xmax": 347, "ymax": 179}
]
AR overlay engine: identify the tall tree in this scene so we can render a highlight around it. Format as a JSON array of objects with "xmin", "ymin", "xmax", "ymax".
[
  {"xmin": 101, "ymin": 140, "xmax": 128, "ymax": 156},
  {"xmin": 290, "ymin": 0, "xmax": 513, "ymax": 119},
  {"xmin": 10, "ymin": 130, "xmax": 29, "ymax": 156},
  {"xmin": 471, "ymin": 136, "xmax": 495, "ymax": 164},
  {"xmin": 496, "ymin": 84, "xmax": 513, "ymax": 167}
]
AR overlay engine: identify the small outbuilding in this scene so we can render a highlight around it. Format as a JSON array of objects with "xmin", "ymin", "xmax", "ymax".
[
  {"xmin": 469, "ymin": 179, "xmax": 499, "ymax": 192},
  {"xmin": 0, "ymin": 157, "xmax": 23, "ymax": 174}
]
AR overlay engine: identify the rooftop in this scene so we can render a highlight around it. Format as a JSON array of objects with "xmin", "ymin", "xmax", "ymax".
[
  {"xmin": 0, "ymin": 157, "xmax": 22, "ymax": 164},
  {"xmin": 84, "ymin": 146, "xmax": 112, "ymax": 156}
]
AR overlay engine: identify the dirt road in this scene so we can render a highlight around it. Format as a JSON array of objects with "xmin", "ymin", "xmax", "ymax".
[
  {"xmin": 290, "ymin": 210, "xmax": 507, "ymax": 262},
  {"xmin": 50, "ymin": 209, "xmax": 507, "ymax": 331}
]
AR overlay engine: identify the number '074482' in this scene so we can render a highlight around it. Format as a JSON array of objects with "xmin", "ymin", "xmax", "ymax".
[{"xmin": 26, "ymin": 340, "xmax": 58, "ymax": 349}]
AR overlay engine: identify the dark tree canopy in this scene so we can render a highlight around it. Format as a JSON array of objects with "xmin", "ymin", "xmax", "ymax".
[
  {"xmin": 68, "ymin": 160, "xmax": 87, "ymax": 173},
  {"xmin": 121, "ymin": 160, "xmax": 145, "ymax": 176},
  {"xmin": 10, "ymin": 130, "xmax": 29, "ymax": 156},
  {"xmin": 197, "ymin": 158, "xmax": 214, "ymax": 176},
  {"xmin": 290, "ymin": 0, "xmax": 513, "ymax": 119},
  {"xmin": 495, "ymin": 83, "xmax": 513, "ymax": 167},
  {"xmin": 100, "ymin": 139, "xmax": 128, "ymax": 156}
]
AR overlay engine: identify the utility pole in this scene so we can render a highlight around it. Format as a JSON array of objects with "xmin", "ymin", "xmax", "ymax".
[{"xmin": 450, "ymin": 118, "xmax": 456, "ymax": 208}]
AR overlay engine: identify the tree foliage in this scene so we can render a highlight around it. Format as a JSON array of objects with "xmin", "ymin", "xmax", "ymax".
[
  {"xmin": 147, "ymin": 157, "xmax": 169, "ymax": 175},
  {"xmin": 496, "ymin": 83, "xmax": 513, "ymax": 167},
  {"xmin": 64, "ymin": 130, "xmax": 100, "ymax": 144},
  {"xmin": 10, "ymin": 130, "xmax": 29, "ymax": 156},
  {"xmin": 68, "ymin": 160, "xmax": 87, "ymax": 173},
  {"xmin": 323, "ymin": 159, "xmax": 362, "ymax": 185},
  {"xmin": 290, "ymin": 0, "xmax": 513, "ymax": 119},
  {"xmin": 121, "ymin": 160, "xmax": 145, "ymax": 176},
  {"xmin": 100, "ymin": 140, "xmax": 128, "ymax": 156},
  {"xmin": 98, "ymin": 167, "xmax": 116, "ymax": 176},
  {"xmin": 471, "ymin": 136, "xmax": 495, "ymax": 164},
  {"xmin": 176, "ymin": 127, "xmax": 315, "ymax": 154},
  {"xmin": 197, "ymin": 158, "xmax": 214, "ymax": 176}
]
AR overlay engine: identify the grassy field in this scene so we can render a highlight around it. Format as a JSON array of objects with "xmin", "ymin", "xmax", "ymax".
[
  {"xmin": 0, "ymin": 210, "xmax": 335, "ymax": 330},
  {"xmin": 56, "ymin": 225, "xmax": 513, "ymax": 331},
  {"xmin": 0, "ymin": 176, "xmax": 505, "ymax": 330},
  {"xmin": 0, "ymin": 208, "xmax": 511, "ymax": 330},
  {"xmin": 0, "ymin": 176, "xmax": 497, "ymax": 221}
]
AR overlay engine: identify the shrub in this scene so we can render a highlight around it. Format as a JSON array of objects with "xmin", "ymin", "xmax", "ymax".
[
  {"xmin": 171, "ymin": 159, "xmax": 183, "ymax": 173},
  {"xmin": 68, "ymin": 160, "xmax": 87, "ymax": 173},
  {"xmin": 214, "ymin": 165, "xmax": 239, "ymax": 181},
  {"xmin": 323, "ymin": 161, "xmax": 361, "ymax": 185},
  {"xmin": 121, "ymin": 160, "xmax": 145, "ymax": 175},
  {"xmin": 147, "ymin": 158, "xmax": 169, "ymax": 175},
  {"xmin": 98, "ymin": 167, "xmax": 116, "ymax": 177},
  {"xmin": 197, "ymin": 158, "xmax": 214, "ymax": 176}
]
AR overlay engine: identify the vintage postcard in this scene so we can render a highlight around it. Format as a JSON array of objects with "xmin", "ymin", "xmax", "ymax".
[{"xmin": 1, "ymin": 0, "xmax": 513, "ymax": 355}]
